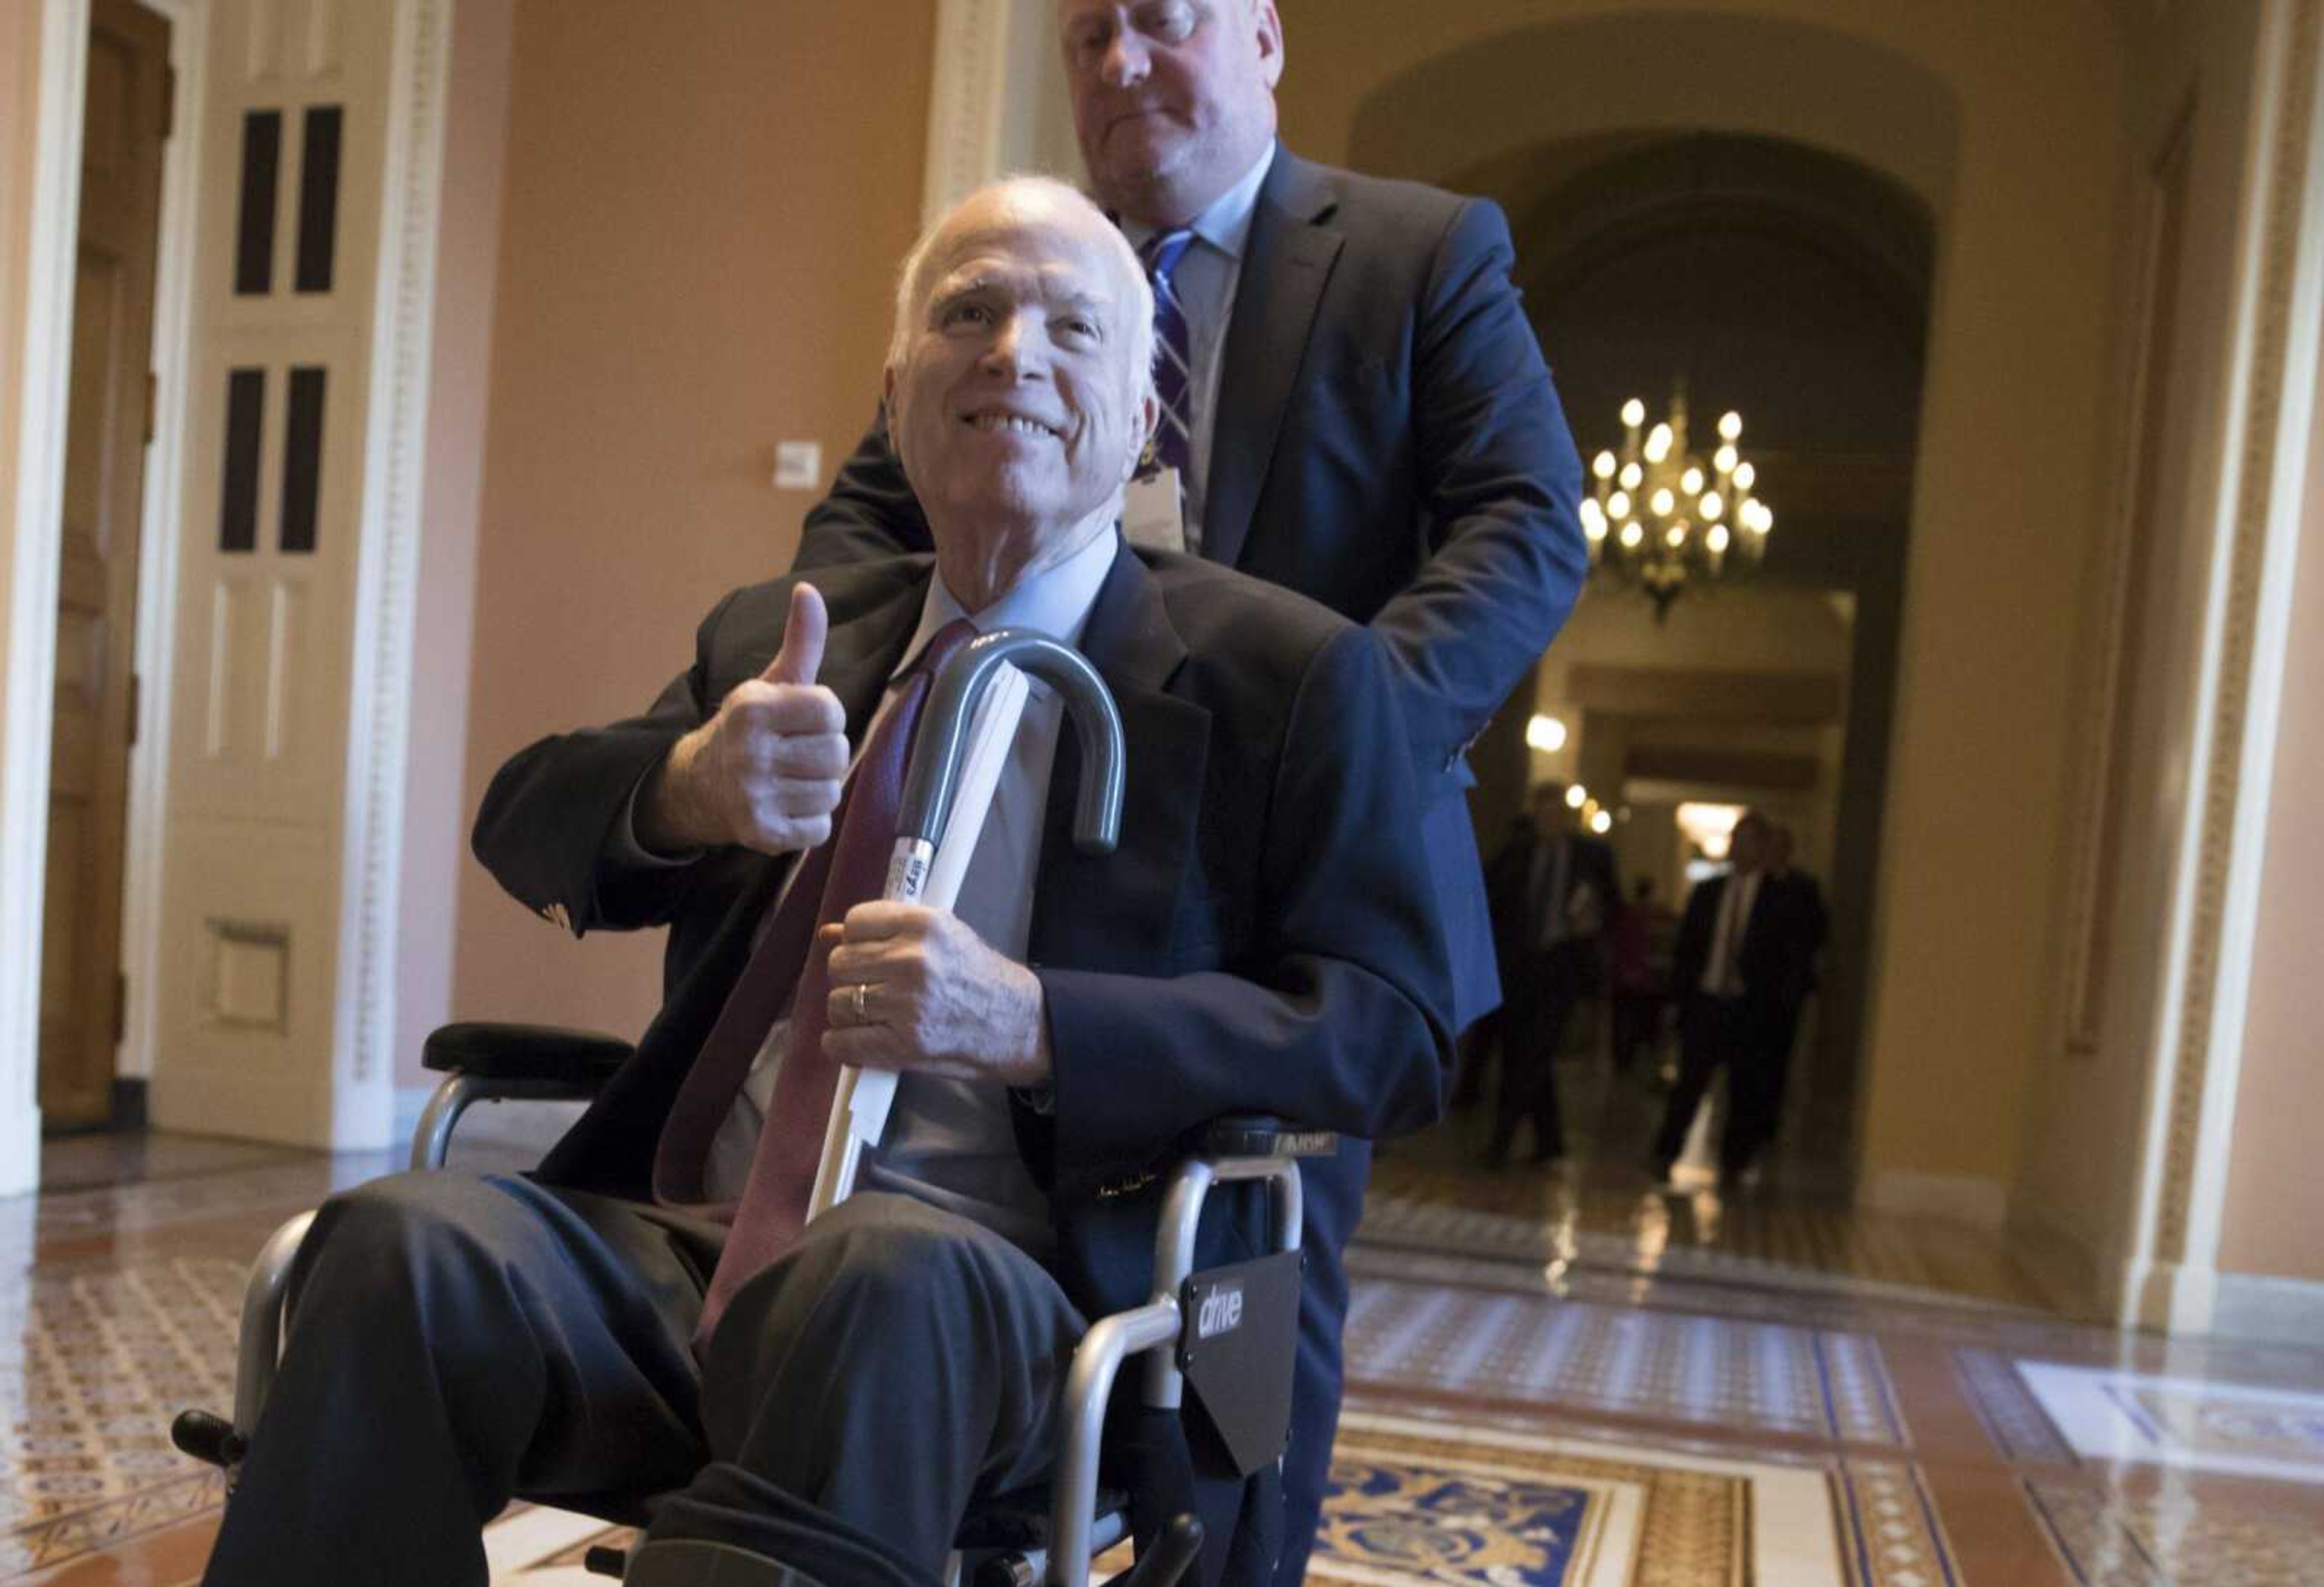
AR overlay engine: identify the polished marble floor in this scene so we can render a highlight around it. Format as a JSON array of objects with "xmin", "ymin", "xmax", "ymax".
[{"xmin": 7, "ymin": 1124, "xmax": 2324, "ymax": 1585}]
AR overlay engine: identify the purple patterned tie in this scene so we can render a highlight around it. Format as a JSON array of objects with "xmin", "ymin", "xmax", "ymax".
[
  {"xmin": 656, "ymin": 617, "xmax": 976, "ymax": 1346},
  {"xmin": 1139, "ymin": 228, "xmax": 1196, "ymax": 479}
]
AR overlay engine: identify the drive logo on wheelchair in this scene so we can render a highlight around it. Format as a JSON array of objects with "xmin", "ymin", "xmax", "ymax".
[{"xmin": 1195, "ymin": 1280, "xmax": 1244, "ymax": 1340}]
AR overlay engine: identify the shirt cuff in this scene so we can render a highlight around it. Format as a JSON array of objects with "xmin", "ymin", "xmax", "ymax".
[{"xmin": 610, "ymin": 764, "xmax": 704, "ymax": 869}]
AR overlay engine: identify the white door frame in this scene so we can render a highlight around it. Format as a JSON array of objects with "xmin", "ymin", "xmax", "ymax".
[
  {"xmin": 117, "ymin": 0, "xmax": 211, "ymax": 1113},
  {"xmin": 921, "ymin": 0, "xmax": 1080, "ymax": 223},
  {"xmin": 1, "ymin": 0, "xmax": 453, "ymax": 1191},
  {"xmin": 0, "ymin": 0, "xmax": 93, "ymax": 1197}
]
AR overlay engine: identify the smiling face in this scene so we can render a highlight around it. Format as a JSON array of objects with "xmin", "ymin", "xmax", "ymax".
[
  {"xmin": 1058, "ymin": 0, "xmax": 1282, "ymax": 227},
  {"xmin": 885, "ymin": 183, "xmax": 1157, "ymax": 583}
]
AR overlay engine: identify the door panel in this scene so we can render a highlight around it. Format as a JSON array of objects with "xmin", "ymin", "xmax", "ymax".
[
  {"xmin": 152, "ymin": 0, "xmax": 392, "ymax": 1145},
  {"xmin": 39, "ymin": 0, "xmax": 172, "ymax": 1128}
]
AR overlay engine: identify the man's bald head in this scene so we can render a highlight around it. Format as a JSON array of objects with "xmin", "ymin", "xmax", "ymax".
[
  {"xmin": 887, "ymin": 176, "xmax": 1155, "ymax": 413},
  {"xmin": 881, "ymin": 178, "xmax": 1160, "ymax": 596}
]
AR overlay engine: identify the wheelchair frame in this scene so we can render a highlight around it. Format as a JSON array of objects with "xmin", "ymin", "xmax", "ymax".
[{"xmin": 177, "ymin": 1027, "xmax": 1332, "ymax": 1587}]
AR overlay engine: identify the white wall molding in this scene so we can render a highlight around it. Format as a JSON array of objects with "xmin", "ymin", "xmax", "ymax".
[
  {"xmin": 118, "ymin": 0, "xmax": 212, "ymax": 1088},
  {"xmin": 0, "ymin": 0, "xmax": 92, "ymax": 1196},
  {"xmin": 2125, "ymin": 0, "xmax": 2324, "ymax": 1333},
  {"xmin": 330, "ymin": 0, "xmax": 453, "ymax": 1148},
  {"xmin": 919, "ymin": 0, "xmax": 1077, "ymax": 228}
]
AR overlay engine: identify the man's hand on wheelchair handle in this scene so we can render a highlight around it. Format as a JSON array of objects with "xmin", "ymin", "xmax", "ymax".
[
  {"xmin": 820, "ymin": 902, "xmax": 1052, "ymax": 1086},
  {"xmin": 637, "ymin": 583, "xmax": 850, "ymax": 856}
]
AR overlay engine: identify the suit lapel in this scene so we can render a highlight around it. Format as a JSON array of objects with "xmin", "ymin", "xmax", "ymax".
[
  {"xmin": 1204, "ymin": 149, "xmax": 1342, "ymax": 571},
  {"xmin": 1029, "ymin": 547, "xmax": 1209, "ymax": 970}
]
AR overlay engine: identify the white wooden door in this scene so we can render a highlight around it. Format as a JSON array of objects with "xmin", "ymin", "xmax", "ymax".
[{"xmin": 149, "ymin": 0, "xmax": 392, "ymax": 1146}]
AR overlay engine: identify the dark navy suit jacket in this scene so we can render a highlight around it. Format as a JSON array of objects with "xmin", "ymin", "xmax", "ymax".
[{"xmin": 473, "ymin": 546, "xmax": 1454, "ymax": 1586}]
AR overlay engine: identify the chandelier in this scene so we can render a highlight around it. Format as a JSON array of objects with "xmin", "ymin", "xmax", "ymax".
[{"xmin": 1580, "ymin": 387, "xmax": 1773, "ymax": 621}]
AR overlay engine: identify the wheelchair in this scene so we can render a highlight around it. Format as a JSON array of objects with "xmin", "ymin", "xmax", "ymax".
[{"xmin": 173, "ymin": 1019, "xmax": 1336, "ymax": 1587}]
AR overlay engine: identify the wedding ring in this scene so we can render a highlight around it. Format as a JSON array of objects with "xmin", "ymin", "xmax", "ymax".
[{"xmin": 852, "ymin": 983, "xmax": 868, "ymax": 1023}]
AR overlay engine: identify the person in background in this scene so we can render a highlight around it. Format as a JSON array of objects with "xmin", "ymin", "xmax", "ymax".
[
  {"xmin": 1648, "ymin": 813, "xmax": 1824, "ymax": 1186},
  {"xmin": 1483, "ymin": 783, "xmax": 1617, "ymax": 1168},
  {"xmin": 1750, "ymin": 823, "xmax": 1828, "ymax": 1165},
  {"xmin": 1608, "ymin": 876, "xmax": 1676, "ymax": 1075}
]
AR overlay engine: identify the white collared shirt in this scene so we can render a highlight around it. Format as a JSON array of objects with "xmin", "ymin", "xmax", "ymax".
[
  {"xmin": 1701, "ymin": 868, "xmax": 1762, "ymax": 998},
  {"xmin": 704, "ymin": 525, "xmax": 1120, "ymax": 1257},
  {"xmin": 1120, "ymin": 142, "xmax": 1276, "ymax": 538}
]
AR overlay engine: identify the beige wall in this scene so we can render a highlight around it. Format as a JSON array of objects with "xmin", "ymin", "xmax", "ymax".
[
  {"xmin": 1275, "ymin": 0, "xmax": 2130, "ymax": 1211},
  {"xmin": 394, "ymin": 0, "xmax": 514, "ymax": 1085},
  {"xmin": 2009, "ymin": 0, "xmax": 2292, "ymax": 1305},
  {"xmin": 445, "ymin": 1, "xmax": 935, "ymax": 1041},
  {"xmin": 2218, "ymin": 399, "xmax": 2324, "ymax": 1283}
]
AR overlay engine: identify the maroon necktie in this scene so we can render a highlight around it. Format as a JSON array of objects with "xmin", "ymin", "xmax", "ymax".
[{"xmin": 656, "ymin": 618, "xmax": 975, "ymax": 1345}]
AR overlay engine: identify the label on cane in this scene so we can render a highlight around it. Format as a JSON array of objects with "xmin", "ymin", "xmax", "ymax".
[{"xmin": 884, "ymin": 840, "xmax": 933, "ymax": 904}]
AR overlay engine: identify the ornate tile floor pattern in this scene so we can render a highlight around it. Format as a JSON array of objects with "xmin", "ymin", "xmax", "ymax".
[
  {"xmin": 2016, "ymin": 1364, "xmax": 2324, "ymax": 1485},
  {"xmin": 7, "ymin": 1133, "xmax": 2324, "ymax": 1584},
  {"xmin": 2023, "ymin": 1477, "xmax": 2324, "ymax": 1586},
  {"xmin": 1342, "ymin": 1275, "xmax": 1907, "ymax": 1447},
  {"xmin": 2, "ymin": 1256, "xmax": 242, "ymax": 1576}
]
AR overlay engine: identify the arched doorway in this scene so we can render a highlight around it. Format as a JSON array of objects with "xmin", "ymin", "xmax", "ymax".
[
  {"xmin": 1341, "ymin": 25, "xmax": 1946, "ymax": 1203},
  {"xmin": 1486, "ymin": 133, "xmax": 1932, "ymax": 1189}
]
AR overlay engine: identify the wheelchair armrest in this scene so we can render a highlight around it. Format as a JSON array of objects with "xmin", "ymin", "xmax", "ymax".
[
  {"xmin": 421, "ymin": 1021, "xmax": 634, "ymax": 1085},
  {"xmin": 1181, "ymin": 1114, "xmax": 1338, "ymax": 1162}
]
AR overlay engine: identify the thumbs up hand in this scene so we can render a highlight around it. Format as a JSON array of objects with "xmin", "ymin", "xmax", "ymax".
[{"xmin": 640, "ymin": 583, "xmax": 850, "ymax": 856}]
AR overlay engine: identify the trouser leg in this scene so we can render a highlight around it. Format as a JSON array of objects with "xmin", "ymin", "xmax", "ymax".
[
  {"xmin": 1487, "ymin": 960, "xmax": 1546, "ymax": 1161},
  {"xmin": 1449, "ymin": 1009, "xmax": 1500, "ymax": 1109},
  {"xmin": 1275, "ymin": 1136, "xmax": 1365, "ymax": 1586},
  {"xmin": 1753, "ymin": 1003, "xmax": 1805, "ymax": 1159},
  {"xmin": 649, "ymin": 1193, "xmax": 1086, "ymax": 1586},
  {"xmin": 200, "ymin": 1172, "xmax": 711, "ymax": 1587},
  {"xmin": 1651, "ymin": 996, "xmax": 1727, "ymax": 1167},
  {"xmin": 1722, "ymin": 1004, "xmax": 1785, "ymax": 1176},
  {"xmin": 1526, "ymin": 963, "xmax": 1581, "ymax": 1159}
]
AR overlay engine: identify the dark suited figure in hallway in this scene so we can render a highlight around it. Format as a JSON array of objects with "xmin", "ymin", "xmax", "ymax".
[
  {"xmin": 1483, "ymin": 783, "xmax": 1617, "ymax": 1167},
  {"xmin": 1650, "ymin": 813, "xmax": 1824, "ymax": 1184},
  {"xmin": 1754, "ymin": 823, "xmax": 1829, "ymax": 1159},
  {"xmin": 197, "ymin": 178, "xmax": 1453, "ymax": 1587},
  {"xmin": 1607, "ymin": 876, "xmax": 1676, "ymax": 1075},
  {"xmin": 1450, "ymin": 811, "xmax": 1532, "ymax": 1113}
]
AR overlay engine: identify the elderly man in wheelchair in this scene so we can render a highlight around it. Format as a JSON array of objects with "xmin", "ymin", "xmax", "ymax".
[{"xmin": 179, "ymin": 176, "xmax": 1453, "ymax": 1587}]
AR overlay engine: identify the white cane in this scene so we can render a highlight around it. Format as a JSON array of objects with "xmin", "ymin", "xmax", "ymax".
[{"xmin": 804, "ymin": 630, "xmax": 1126, "ymax": 1223}]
